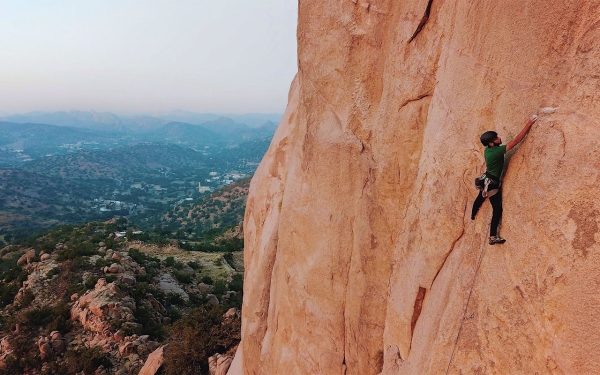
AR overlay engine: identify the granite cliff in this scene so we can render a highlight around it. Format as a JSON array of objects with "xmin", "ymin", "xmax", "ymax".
[{"xmin": 232, "ymin": 0, "xmax": 600, "ymax": 374}]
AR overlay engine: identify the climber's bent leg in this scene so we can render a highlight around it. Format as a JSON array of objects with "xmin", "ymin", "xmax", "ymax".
[{"xmin": 471, "ymin": 191, "xmax": 486, "ymax": 220}]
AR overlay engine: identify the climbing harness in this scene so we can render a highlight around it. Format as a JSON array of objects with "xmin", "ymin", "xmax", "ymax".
[
  {"xmin": 444, "ymin": 235, "xmax": 488, "ymax": 375},
  {"xmin": 474, "ymin": 173, "xmax": 499, "ymax": 198}
]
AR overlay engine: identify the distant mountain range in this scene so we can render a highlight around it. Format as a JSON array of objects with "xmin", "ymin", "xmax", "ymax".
[
  {"xmin": 156, "ymin": 110, "xmax": 282, "ymax": 128},
  {"xmin": 0, "ymin": 111, "xmax": 279, "ymax": 167},
  {"xmin": 0, "ymin": 110, "xmax": 282, "ymax": 132}
]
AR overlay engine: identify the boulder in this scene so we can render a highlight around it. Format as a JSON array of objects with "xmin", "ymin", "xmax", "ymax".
[
  {"xmin": 209, "ymin": 353, "xmax": 233, "ymax": 375},
  {"xmin": 144, "ymin": 294, "xmax": 166, "ymax": 314},
  {"xmin": 51, "ymin": 339, "xmax": 66, "ymax": 354},
  {"xmin": 0, "ymin": 337, "xmax": 11, "ymax": 353},
  {"xmin": 38, "ymin": 341, "xmax": 53, "ymax": 360},
  {"xmin": 16, "ymin": 249, "xmax": 36, "ymax": 266},
  {"xmin": 40, "ymin": 253, "xmax": 50, "ymax": 261},
  {"xmin": 158, "ymin": 274, "xmax": 189, "ymax": 301},
  {"xmin": 206, "ymin": 294, "xmax": 219, "ymax": 307},
  {"xmin": 119, "ymin": 274, "xmax": 136, "ymax": 286},
  {"xmin": 138, "ymin": 345, "xmax": 167, "ymax": 375},
  {"xmin": 224, "ymin": 308, "xmax": 237, "ymax": 319},
  {"xmin": 119, "ymin": 342, "xmax": 135, "ymax": 356},
  {"xmin": 198, "ymin": 283, "xmax": 212, "ymax": 293},
  {"xmin": 180, "ymin": 267, "xmax": 195, "ymax": 276},
  {"xmin": 108, "ymin": 263, "xmax": 123, "ymax": 274}
]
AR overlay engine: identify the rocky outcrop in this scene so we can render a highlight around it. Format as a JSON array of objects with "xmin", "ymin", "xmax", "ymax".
[
  {"xmin": 158, "ymin": 274, "xmax": 189, "ymax": 301},
  {"xmin": 37, "ymin": 332, "xmax": 66, "ymax": 361},
  {"xmin": 209, "ymin": 353, "xmax": 234, "ymax": 375},
  {"xmin": 71, "ymin": 279, "xmax": 137, "ymax": 334},
  {"xmin": 16, "ymin": 249, "xmax": 36, "ymax": 266},
  {"xmin": 235, "ymin": 1, "xmax": 600, "ymax": 374},
  {"xmin": 139, "ymin": 345, "xmax": 167, "ymax": 375}
]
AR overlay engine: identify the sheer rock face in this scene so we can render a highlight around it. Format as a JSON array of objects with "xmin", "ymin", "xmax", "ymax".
[{"xmin": 234, "ymin": 1, "xmax": 600, "ymax": 374}]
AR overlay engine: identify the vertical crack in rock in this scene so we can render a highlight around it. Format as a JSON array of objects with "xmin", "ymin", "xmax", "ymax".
[
  {"xmin": 431, "ymin": 226, "xmax": 465, "ymax": 288},
  {"xmin": 408, "ymin": 0, "xmax": 434, "ymax": 43},
  {"xmin": 431, "ymin": 198, "xmax": 467, "ymax": 288},
  {"xmin": 341, "ymin": 221, "xmax": 356, "ymax": 373},
  {"xmin": 410, "ymin": 287, "xmax": 427, "ymax": 342}
]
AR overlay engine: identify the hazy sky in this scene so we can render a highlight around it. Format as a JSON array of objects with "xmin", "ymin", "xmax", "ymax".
[{"xmin": 0, "ymin": 1, "xmax": 298, "ymax": 115}]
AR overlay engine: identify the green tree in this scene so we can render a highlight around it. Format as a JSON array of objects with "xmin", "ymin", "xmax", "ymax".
[{"xmin": 163, "ymin": 305, "xmax": 240, "ymax": 375}]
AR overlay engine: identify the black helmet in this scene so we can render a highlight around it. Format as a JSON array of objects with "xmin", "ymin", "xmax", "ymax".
[{"xmin": 480, "ymin": 131, "xmax": 497, "ymax": 146}]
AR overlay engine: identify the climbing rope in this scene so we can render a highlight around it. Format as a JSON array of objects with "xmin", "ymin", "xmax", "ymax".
[{"xmin": 444, "ymin": 234, "xmax": 488, "ymax": 375}]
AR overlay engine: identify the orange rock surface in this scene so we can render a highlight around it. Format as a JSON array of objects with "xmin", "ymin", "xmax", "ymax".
[{"xmin": 232, "ymin": 1, "xmax": 600, "ymax": 374}]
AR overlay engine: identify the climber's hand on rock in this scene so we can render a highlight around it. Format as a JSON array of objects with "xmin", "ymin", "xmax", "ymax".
[{"xmin": 529, "ymin": 114, "xmax": 538, "ymax": 124}]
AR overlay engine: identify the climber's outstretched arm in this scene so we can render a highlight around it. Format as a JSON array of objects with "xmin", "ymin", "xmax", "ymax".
[{"xmin": 506, "ymin": 115, "xmax": 538, "ymax": 152}]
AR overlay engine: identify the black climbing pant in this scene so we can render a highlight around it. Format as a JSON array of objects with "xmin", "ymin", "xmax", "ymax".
[{"xmin": 471, "ymin": 188, "xmax": 503, "ymax": 237}]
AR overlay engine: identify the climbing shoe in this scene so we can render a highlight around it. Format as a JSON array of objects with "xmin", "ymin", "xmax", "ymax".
[{"xmin": 489, "ymin": 236, "xmax": 506, "ymax": 245}]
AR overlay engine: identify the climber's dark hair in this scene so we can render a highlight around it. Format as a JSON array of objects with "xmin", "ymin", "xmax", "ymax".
[{"xmin": 480, "ymin": 131, "xmax": 498, "ymax": 146}]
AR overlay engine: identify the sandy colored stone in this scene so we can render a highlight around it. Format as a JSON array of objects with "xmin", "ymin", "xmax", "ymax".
[
  {"xmin": 138, "ymin": 345, "xmax": 166, "ymax": 375},
  {"xmin": 209, "ymin": 353, "xmax": 234, "ymax": 375},
  {"xmin": 234, "ymin": 1, "xmax": 600, "ymax": 375},
  {"xmin": 17, "ymin": 249, "xmax": 36, "ymax": 266}
]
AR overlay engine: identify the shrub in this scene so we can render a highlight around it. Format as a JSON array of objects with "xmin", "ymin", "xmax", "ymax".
[
  {"xmin": 95, "ymin": 258, "xmax": 111, "ymax": 268},
  {"xmin": 128, "ymin": 248, "xmax": 159, "ymax": 265},
  {"xmin": 165, "ymin": 256, "xmax": 175, "ymax": 267},
  {"xmin": 56, "ymin": 242, "xmax": 97, "ymax": 261},
  {"xmin": 173, "ymin": 271, "xmax": 191, "ymax": 284},
  {"xmin": 45, "ymin": 301, "xmax": 72, "ymax": 334},
  {"xmin": 223, "ymin": 253, "xmax": 234, "ymax": 267},
  {"xmin": 15, "ymin": 289, "xmax": 35, "ymax": 309},
  {"xmin": 105, "ymin": 275, "xmax": 118, "ymax": 283},
  {"xmin": 213, "ymin": 279, "xmax": 228, "ymax": 296},
  {"xmin": 2, "ymin": 265, "xmax": 28, "ymax": 283},
  {"xmin": 228, "ymin": 273, "xmax": 243, "ymax": 293},
  {"xmin": 166, "ymin": 292, "xmax": 186, "ymax": 306},
  {"xmin": 45, "ymin": 266, "xmax": 60, "ymax": 279},
  {"xmin": 65, "ymin": 347, "xmax": 112, "ymax": 374},
  {"xmin": 67, "ymin": 282, "xmax": 86, "ymax": 297},
  {"xmin": 201, "ymin": 276, "xmax": 214, "ymax": 285},
  {"xmin": 25, "ymin": 306, "xmax": 56, "ymax": 327},
  {"xmin": 0, "ymin": 282, "xmax": 21, "ymax": 308},
  {"xmin": 84, "ymin": 275, "xmax": 99, "ymax": 290},
  {"xmin": 162, "ymin": 305, "xmax": 241, "ymax": 375}
]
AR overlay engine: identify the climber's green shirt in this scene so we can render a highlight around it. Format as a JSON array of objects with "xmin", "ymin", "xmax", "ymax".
[{"xmin": 484, "ymin": 145, "xmax": 507, "ymax": 179}]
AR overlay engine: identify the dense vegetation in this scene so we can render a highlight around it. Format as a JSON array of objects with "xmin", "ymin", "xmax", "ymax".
[
  {"xmin": 0, "ymin": 219, "xmax": 242, "ymax": 374},
  {"xmin": 0, "ymin": 140, "xmax": 266, "ymax": 241}
]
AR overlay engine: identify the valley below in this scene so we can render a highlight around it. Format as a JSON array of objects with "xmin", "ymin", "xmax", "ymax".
[{"xmin": 0, "ymin": 112, "xmax": 274, "ymax": 374}]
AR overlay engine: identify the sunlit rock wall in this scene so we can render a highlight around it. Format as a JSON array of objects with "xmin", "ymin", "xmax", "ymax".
[{"xmin": 232, "ymin": 0, "xmax": 600, "ymax": 374}]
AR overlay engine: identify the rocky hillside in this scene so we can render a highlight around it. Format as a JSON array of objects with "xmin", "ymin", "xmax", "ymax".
[
  {"xmin": 234, "ymin": 1, "xmax": 600, "ymax": 375},
  {"xmin": 160, "ymin": 179, "xmax": 249, "ymax": 237},
  {"xmin": 0, "ymin": 220, "xmax": 242, "ymax": 374}
]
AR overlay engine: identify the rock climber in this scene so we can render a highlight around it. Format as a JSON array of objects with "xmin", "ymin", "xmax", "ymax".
[{"xmin": 471, "ymin": 114, "xmax": 538, "ymax": 245}]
